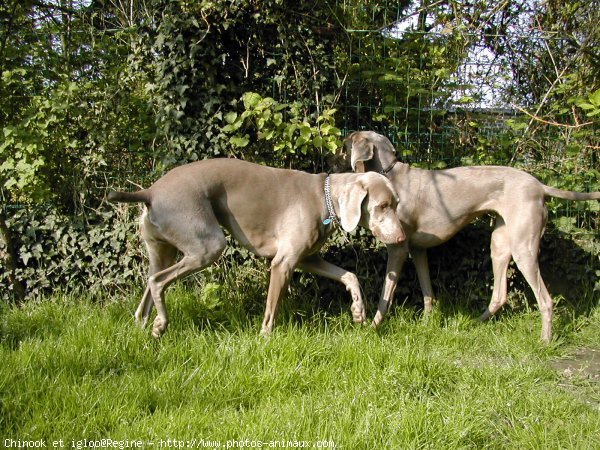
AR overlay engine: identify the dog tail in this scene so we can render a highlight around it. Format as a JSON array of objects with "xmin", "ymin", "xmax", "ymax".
[
  {"xmin": 107, "ymin": 189, "xmax": 151, "ymax": 205},
  {"xmin": 543, "ymin": 185, "xmax": 600, "ymax": 201}
]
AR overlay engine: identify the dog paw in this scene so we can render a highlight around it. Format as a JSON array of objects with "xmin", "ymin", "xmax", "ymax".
[
  {"xmin": 351, "ymin": 301, "xmax": 367, "ymax": 324},
  {"xmin": 423, "ymin": 299, "xmax": 434, "ymax": 314},
  {"xmin": 372, "ymin": 311, "xmax": 384, "ymax": 327},
  {"xmin": 347, "ymin": 287, "xmax": 365, "ymax": 323},
  {"xmin": 152, "ymin": 316, "xmax": 167, "ymax": 338},
  {"xmin": 477, "ymin": 310, "xmax": 492, "ymax": 322}
]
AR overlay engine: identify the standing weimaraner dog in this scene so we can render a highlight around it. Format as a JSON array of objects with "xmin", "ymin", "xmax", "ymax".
[
  {"xmin": 337, "ymin": 131, "xmax": 600, "ymax": 342},
  {"xmin": 108, "ymin": 158, "xmax": 405, "ymax": 337}
]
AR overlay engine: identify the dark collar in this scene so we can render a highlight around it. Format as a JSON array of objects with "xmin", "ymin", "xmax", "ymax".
[{"xmin": 380, "ymin": 160, "xmax": 398, "ymax": 176}]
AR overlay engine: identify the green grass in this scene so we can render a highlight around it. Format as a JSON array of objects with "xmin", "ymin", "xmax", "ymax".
[{"xmin": 1, "ymin": 286, "xmax": 599, "ymax": 449}]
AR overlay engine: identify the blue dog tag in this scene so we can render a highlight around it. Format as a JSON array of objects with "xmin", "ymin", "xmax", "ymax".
[{"xmin": 323, "ymin": 218, "xmax": 331, "ymax": 225}]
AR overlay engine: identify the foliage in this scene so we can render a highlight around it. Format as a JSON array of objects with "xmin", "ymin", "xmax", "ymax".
[
  {"xmin": 335, "ymin": 1, "xmax": 598, "ymax": 173},
  {"xmin": 460, "ymin": 0, "xmax": 599, "ymax": 166},
  {"xmin": 0, "ymin": 0, "xmax": 598, "ymax": 302},
  {"xmin": 338, "ymin": 0, "xmax": 469, "ymax": 135},
  {"xmin": 137, "ymin": 0, "xmax": 344, "ymax": 168},
  {"xmin": 0, "ymin": 207, "xmax": 144, "ymax": 300},
  {"xmin": 1, "ymin": 0, "xmax": 347, "ymax": 298},
  {"xmin": 573, "ymin": 88, "xmax": 600, "ymax": 118},
  {"xmin": 0, "ymin": 1, "xmax": 155, "ymax": 210},
  {"xmin": 221, "ymin": 92, "xmax": 341, "ymax": 170}
]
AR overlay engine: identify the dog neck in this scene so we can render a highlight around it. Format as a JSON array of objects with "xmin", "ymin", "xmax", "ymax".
[
  {"xmin": 379, "ymin": 160, "xmax": 398, "ymax": 176},
  {"xmin": 322, "ymin": 175, "xmax": 340, "ymax": 227}
]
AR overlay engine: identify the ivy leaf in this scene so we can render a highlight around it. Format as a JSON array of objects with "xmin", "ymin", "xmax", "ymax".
[
  {"xmin": 230, "ymin": 135, "xmax": 249, "ymax": 147},
  {"xmin": 325, "ymin": 140, "xmax": 338, "ymax": 152},
  {"xmin": 242, "ymin": 92, "xmax": 262, "ymax": 110},
  {"xmin": 175, "ymin": 84, "xmax": 189, "ymax": 95},
  {"xmin": 224, "ymin": 112, "xmax": 238, "ymax": 124},
  {"xmin": 300, "ymin": 125, "xmax": 312, "ymax": 140},
  {"xmin": 21, "ymin": 251, "xmax": 32, "ymax": 266}
]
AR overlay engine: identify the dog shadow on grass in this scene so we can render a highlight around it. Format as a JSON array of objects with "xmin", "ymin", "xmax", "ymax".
[
  {"xmin": 309, "ymin": 223, "xmax": 599, "ymax": 332},
  {"xmin": 167, "ymin": 222, "xmax": 597, "ymax": 337}
]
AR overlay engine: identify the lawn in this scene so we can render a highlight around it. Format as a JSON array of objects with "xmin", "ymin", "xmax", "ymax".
[{"xmin": 1, "ymin": 286, "xmax": 599, "ymax": 449}]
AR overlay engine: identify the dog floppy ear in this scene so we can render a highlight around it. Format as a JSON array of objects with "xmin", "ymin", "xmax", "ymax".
[
  {"xmin": 338, "ymin": 181, "xmax": 368, "ymax": 232},
  {"xmin": 346, "ymin": 133, "xmax": 374, "ymax": 172}
]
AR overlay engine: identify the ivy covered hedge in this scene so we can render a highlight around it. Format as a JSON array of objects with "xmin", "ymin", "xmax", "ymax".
[
  {"xmin": 1, "ymin": 207, "xmax": 143, "ymax": 298},
  {"xmin": 1, "ymin": 0, "xmax": 598, "ymax": 305}
]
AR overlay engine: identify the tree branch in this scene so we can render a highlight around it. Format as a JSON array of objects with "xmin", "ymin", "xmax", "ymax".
[{"xmin": 511, "ymin": 104, "xmax": 594, "ymax": 129}]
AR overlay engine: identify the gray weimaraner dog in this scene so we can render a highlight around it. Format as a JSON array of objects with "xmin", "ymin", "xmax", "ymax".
[
  {"xmin": 337, "ymin": 131, "xmax": 600, "ymax": 342},
  {"xmin": 108, "ymin": 158, "xmax": 405, "ymax": 337}
]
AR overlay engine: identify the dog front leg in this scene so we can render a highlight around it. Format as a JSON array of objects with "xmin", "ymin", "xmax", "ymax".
[
  {"xmin": 261, "ymin": 256, "xmax": 295, "ymax": 335},
  {"xmin": 373, "ymin": 243, "xmax": 409, "ymax": 326},
  {"xmin": 298, "ymin": 255, "xmax": 366, "ymax": 324},
  {"xmin": 411, "ymin": 247, "xmax": 435, "ymax": 313}
]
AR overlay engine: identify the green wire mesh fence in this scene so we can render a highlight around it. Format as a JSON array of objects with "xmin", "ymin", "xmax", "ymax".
[{"xmin": 335, "ymin": 1, "xmax": 599, "ymax": 241}]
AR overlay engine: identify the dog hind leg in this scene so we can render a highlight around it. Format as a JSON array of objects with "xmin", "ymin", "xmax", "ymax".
[
  {"xmin": 479, "ymin": 217, "xmax": 512, "ymax": 321},
  {"xmin": 135, "ymin": 239, "xmax": 178, "ymax": 326},
  {"xmin": 507, "ymin": 210, "xmax": 553, "ymax": 342}
]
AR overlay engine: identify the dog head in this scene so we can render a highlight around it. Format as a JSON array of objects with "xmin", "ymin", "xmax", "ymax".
[
  {"xmin": 337, "ymin": 172, "xmax": 405, "ymax": 245},
  {"xmin": 330, "ymin": 131, "xmax": 398, "ymax": 174}
]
